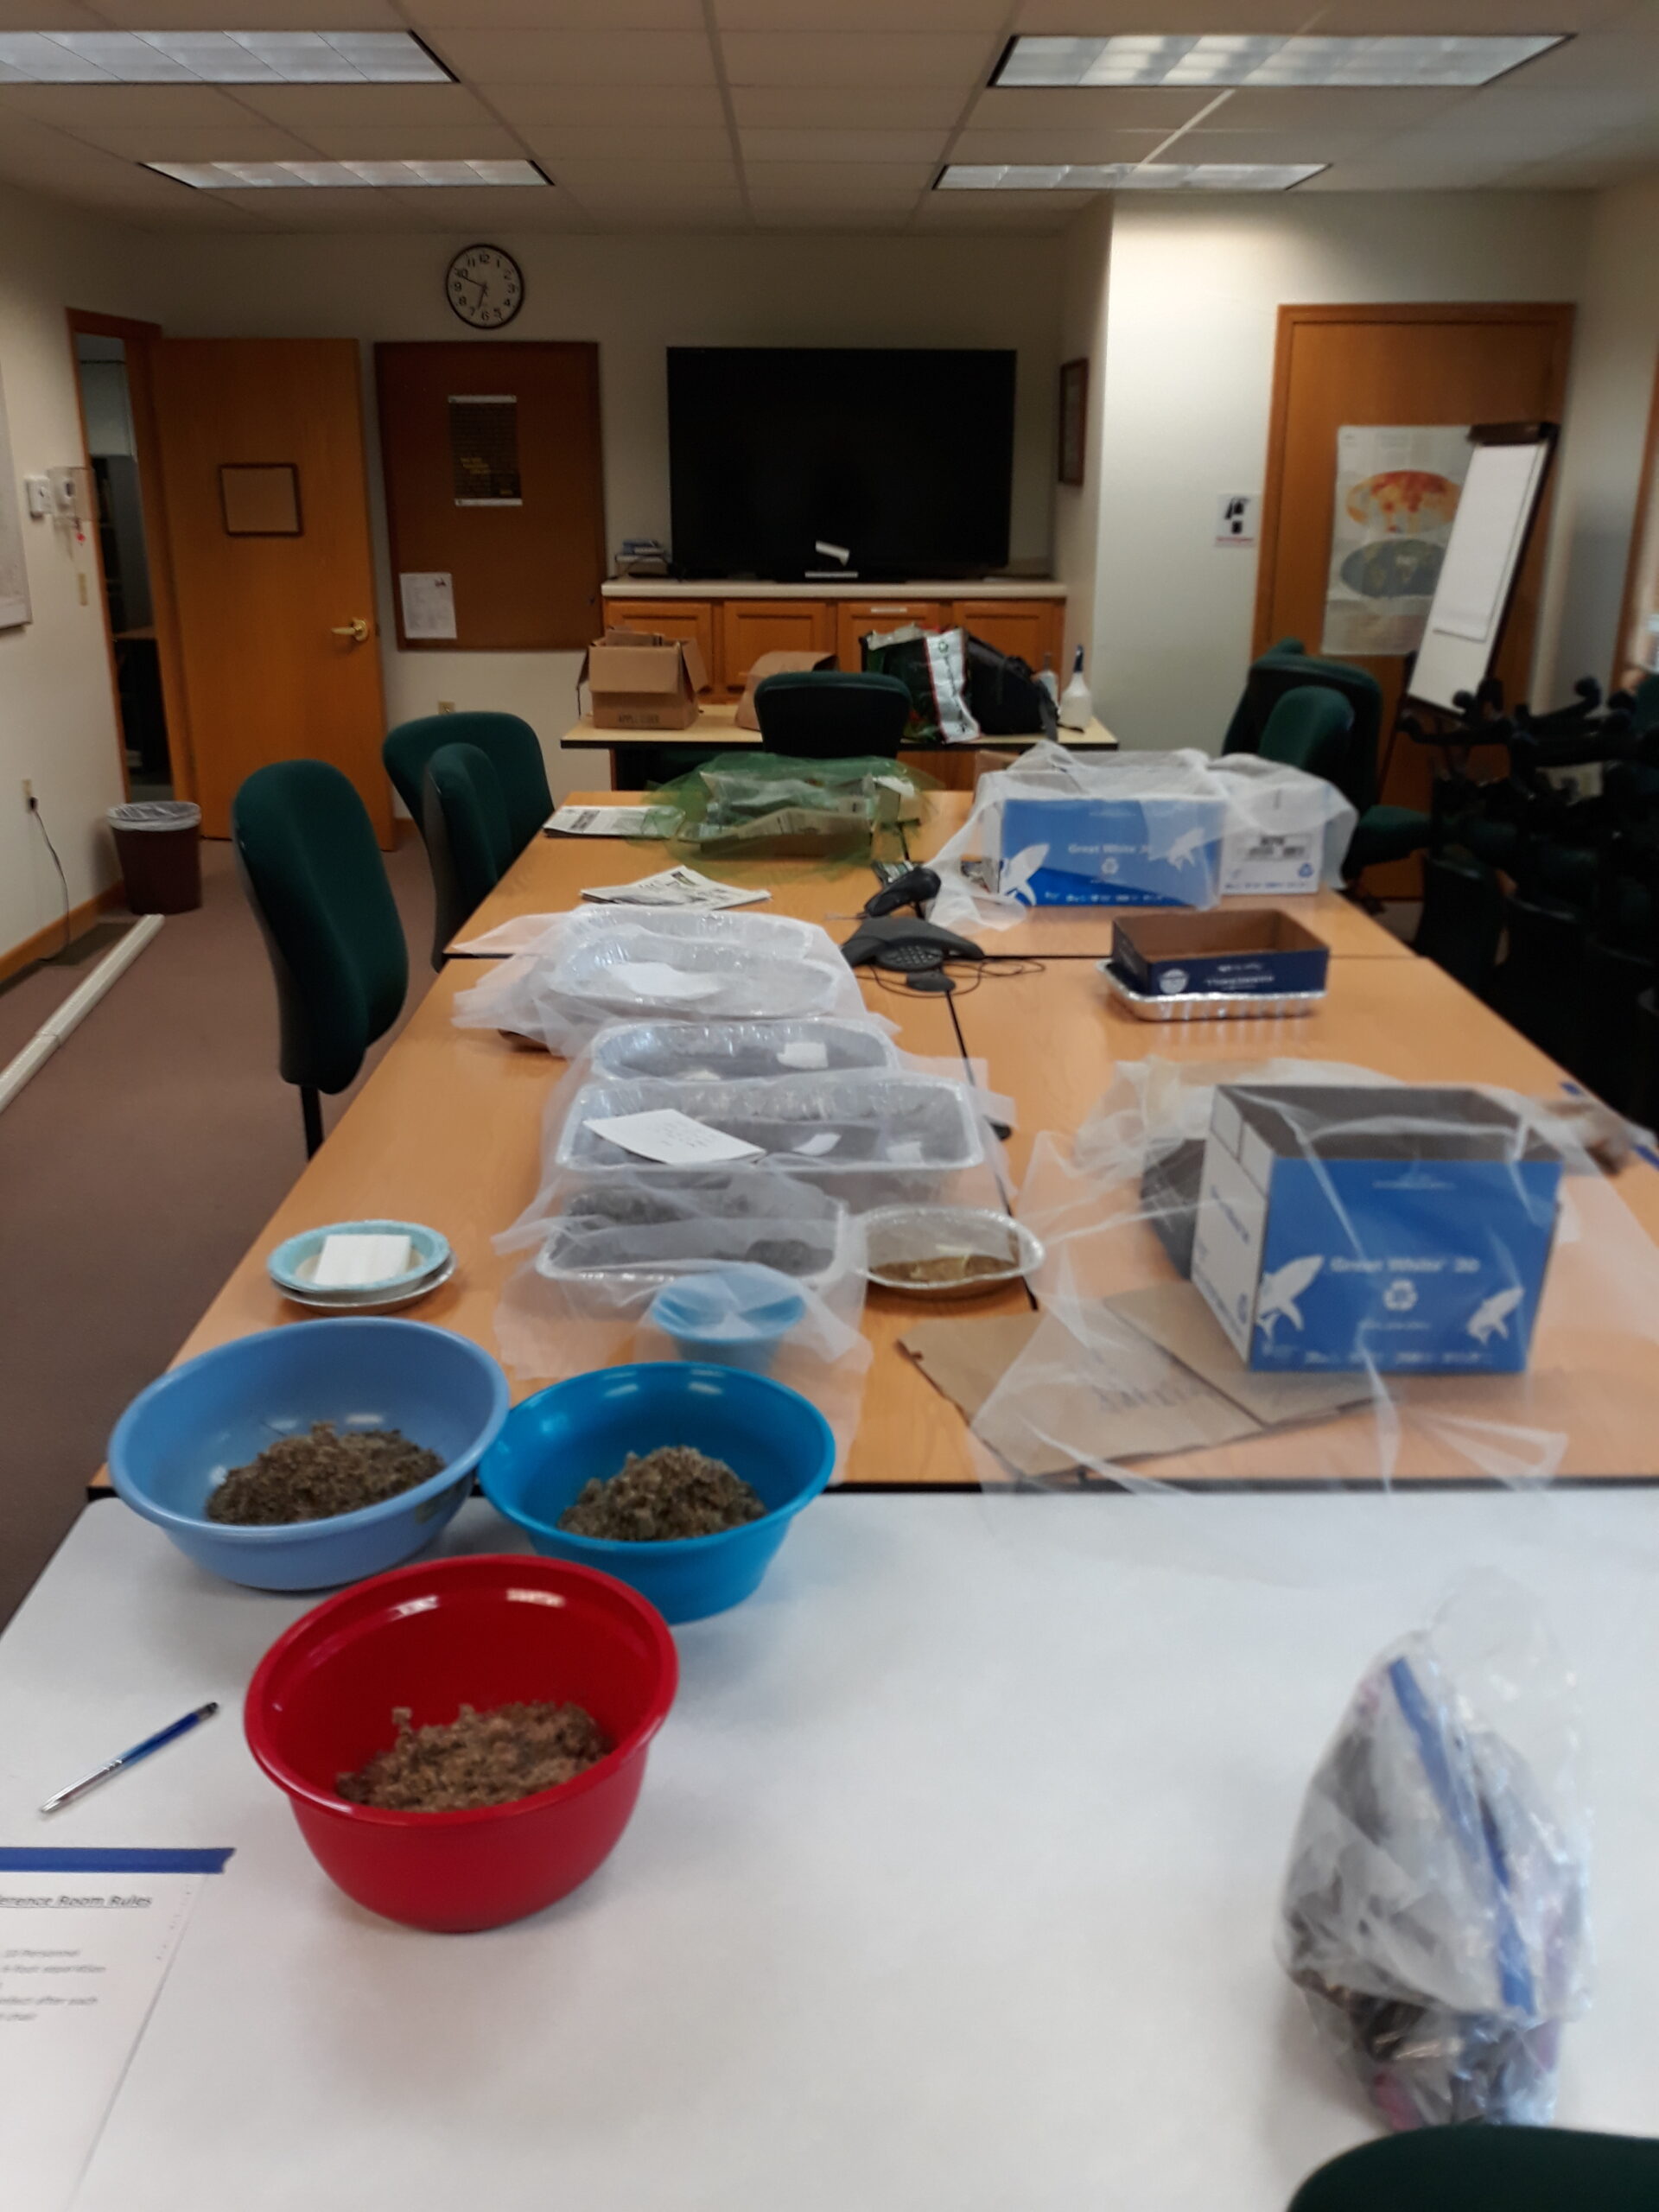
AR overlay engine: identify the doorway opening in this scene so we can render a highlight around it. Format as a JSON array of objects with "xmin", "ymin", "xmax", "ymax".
[{"xmin": 74, "ymin": 332, "xmax": 172, "ymax": 800}]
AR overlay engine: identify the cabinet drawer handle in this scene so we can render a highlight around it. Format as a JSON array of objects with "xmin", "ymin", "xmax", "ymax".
[{"xmin": 868, "ymin": 603, "xmax": 911, "ymax": 614}]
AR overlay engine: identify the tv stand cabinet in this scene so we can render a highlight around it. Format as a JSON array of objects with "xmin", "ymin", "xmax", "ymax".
[{"xmin": 600, "ymin": 579, "xmax": 1068, "ymax": 701}]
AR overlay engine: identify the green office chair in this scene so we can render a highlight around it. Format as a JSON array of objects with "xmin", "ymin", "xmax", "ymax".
[
  {"xmin": 753, "ymin": 671, "xmax": 912, "ymax": 760},
  {"xmin": 1288, "ymin": 2126, "xmax": 1659, "ymax": 2212},
  {"xmin": 422, "ymin": 741, "xmax": 512, "ymax": 964},
  {"xmin": 1257, "ymin": 684, "xmax": 1354, "ymax": 785},
  {"xmin": 384, "ymin": 711, "xmax": 550, "ymax": 857},
  {"xmin": 232, "ymin": 760, "xmax": 408, "ymax": 1158}
]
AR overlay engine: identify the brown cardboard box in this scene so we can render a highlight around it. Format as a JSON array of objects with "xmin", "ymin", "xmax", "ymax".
[
  {"xmin": 734, "ymin": 649, "xmax": 836, "ymax": 731},
  {"xmin": 583, "ymin": 630, "xmax": 708, "ymax": 730}
]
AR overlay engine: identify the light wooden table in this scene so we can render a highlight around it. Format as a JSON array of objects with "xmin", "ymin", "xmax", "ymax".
[
  {"xmin": 952, "ymin": 957, "xmax": 1659, "ymax": 1483},
  {"xmin": 157, "ymin": 962, "xmax": 1015, "ymax": 1490},
  {"xmin": 563, "ymin": 701, "xmax": 1118, "ymax": 790}
]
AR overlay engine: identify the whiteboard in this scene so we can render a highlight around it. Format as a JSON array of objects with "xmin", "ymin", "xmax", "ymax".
[
  {"xmin": 1408, "ymin": 435, "xmax": 1552, "ymax": 712},
  {"xmin": 0, "ymin": 363, "xmax": 30, "ymax": 631}
]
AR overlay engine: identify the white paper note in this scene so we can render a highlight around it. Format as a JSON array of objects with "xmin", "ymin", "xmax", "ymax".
[
  {"xmin": 311, "ymin": 1232, "xmax": 414, "ymax": 1288},
  {"xmin": 607, "ymin": 962, "xmax": 723, "ymax": 1002},
  {"xmin": 547, "ymin": 805, "xmax": 679, "ymax": 838},
  {"xmin": 0, "ymin": 1850, "xmax": 228, "ymax": 2212},
  {"xmin": 583, "ymin": 1109, "xmax": 764, "ymax": 1166},
  {"xmin": 582, "ymin": 868, "xmax": 769, "ymax": 912},
  {"xmin": 398, "ymin": 571, "xmax": 457, "ymax": 641}
]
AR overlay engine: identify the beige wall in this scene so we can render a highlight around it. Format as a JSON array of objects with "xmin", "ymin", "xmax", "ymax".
[
  {"xmin": 1088, "ymin": 192, "xmax": 1592, "ymax": 753},
  {"xmin": 0, "ymin": 186, "xmax": 162, "ymax": 962},
  {"xmin": 1535, "ymin": 175, "xmax": 1659, "ymax": 702},
  {"xmin": 155, "ymin": 229, "xmax": 1065, "ymax": 798}
]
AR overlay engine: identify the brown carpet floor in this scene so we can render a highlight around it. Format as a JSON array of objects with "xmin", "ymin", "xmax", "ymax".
[{"xmin": 0, "ymin": 837, "xmax": 433, "ymax": 1626}]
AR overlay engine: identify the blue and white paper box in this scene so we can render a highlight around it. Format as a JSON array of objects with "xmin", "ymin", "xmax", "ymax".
[
  {"xmin": 1111, "ymin": 911, "xmax": 1330, "ymax": 998},
  {"xmin": 998, "ymin": 786, "xmax": 1229, "ymax": 908},
  {"xmin": 1191, "ymin": 1084, "xmax": 1561, "ymax": 1374}
]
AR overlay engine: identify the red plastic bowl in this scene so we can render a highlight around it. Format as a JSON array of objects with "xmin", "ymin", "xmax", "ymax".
[{"xmin": 245, "ymin": 1554, "xmax": 678, "ymax": 1932}]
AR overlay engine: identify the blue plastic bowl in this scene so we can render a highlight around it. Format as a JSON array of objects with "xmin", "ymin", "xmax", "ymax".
[
  {"xmin": 109, "ymin": 1320, "xmax": 510, "ymax": 1592},
  {"xmin": 478, "ymin": 1363, "xmax": 836, "ymax": 1624},
  {"xmin": 645, "ymin": 1263, "xmax": 808, "ymax": 1375}
]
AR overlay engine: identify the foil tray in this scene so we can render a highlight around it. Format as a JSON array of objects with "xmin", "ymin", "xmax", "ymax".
[{"xmin": 1096, "ymin": 957, "xmax": 1327, "ymax": 1023}]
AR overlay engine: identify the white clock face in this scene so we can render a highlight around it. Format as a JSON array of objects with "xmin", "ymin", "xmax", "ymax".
[{"xmin": 446, "ymin": 245, "xmax": 524, "ymax": 330}]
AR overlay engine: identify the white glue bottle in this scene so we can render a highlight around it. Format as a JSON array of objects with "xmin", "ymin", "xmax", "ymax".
[{"xmin": 1058, "ymin": 645, "xmax": 1093, "ymax": 732}]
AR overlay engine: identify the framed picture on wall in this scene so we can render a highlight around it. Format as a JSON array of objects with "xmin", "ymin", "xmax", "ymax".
[{"xmin": 1058, "ymin": 358, "xmax": 1088, "ymax": 487}]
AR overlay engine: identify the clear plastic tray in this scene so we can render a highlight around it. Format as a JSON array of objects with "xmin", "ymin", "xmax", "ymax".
[
  {"xmin": 588, "ymin": 1018, "xmax": 900, "ymax": 1084},
  {"xmin": 556, "ymin": 1072, "xmax": 986, "ymax": 1208},
  {"xmin": 535, "ymin": 1172, "xmax": 851, "ymax": 1290},
  {"xmin": 551, "ymin": 912, "xmax": 853, "ymax": 1025}
]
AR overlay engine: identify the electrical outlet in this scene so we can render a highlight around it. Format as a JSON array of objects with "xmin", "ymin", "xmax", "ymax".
[
  {"xmin": 437, "ymin": 699, "xmax": 456, "ymax": 714},
  {"xmin": 76, "ymin": 572, "xmax": 88, "ymax": 607}
]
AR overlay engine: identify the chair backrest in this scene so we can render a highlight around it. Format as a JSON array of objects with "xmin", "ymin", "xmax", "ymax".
[
  {"xmin": 1224, "ymin": 646, "xmax": 1384, "ymax": 815},
  {"xmin": 1414, "ymin": 848, "xmax": 1503, "ymax": 995},
  {"xmin": 753, "ymin": 671, "xmax": 912, "ymax": 760},
  {"xmin": 232, "ymin": 760, "xmax": 407, "ymax": 1096},
  {"xmin": 1257, "ymin": 684, "xmax": 1354, "ymax": 785},
  {"xmin": 384, "ymin": 710, "xmax": 550, "ymax": 855},
  {"xmin": 422, "ymin": 741, "xmax": 513, "ymax": 964}
]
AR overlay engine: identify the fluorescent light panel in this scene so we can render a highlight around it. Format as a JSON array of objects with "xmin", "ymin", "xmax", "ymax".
[
  {"xmin": 939, "ymin": 161, "xmax": 1323, "ymax": 191},
  {"xmin": 995, "ymin": 33, "xmax": 1566, "ymax": 89},
  {"xmin": 0, "ymin": 30, "xmax": 448, "ymax": 84},
  {"xmin": 148, "ymin": 158, "xmax": 545, "ymax": 188}
]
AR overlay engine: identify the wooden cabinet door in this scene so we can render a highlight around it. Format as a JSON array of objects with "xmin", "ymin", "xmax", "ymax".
[
  {"xmin": 953, "ymin": 599, "xmax": 1062, "ymax": 671},
  {"xmin": 718, "ymin": 600, "xmax": 834, "ymax": 696},
  {"xmin": 1255, "ymin": 302, "xmax": 1573, "ymax": 893},
  {"xmin": 836, "ymin": 597, "xmax": 947, "ymax": 670},
  {"xmin": 605, "ymin": 600, "xmax": 716, "ymax": 692}
]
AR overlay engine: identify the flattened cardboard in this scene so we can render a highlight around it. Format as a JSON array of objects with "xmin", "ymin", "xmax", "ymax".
[
  {"xmin": 1105, "ymin": 1281, "xmax": 1372, "ymax": 1425},
  {"xmin": 734, "ymin": 650, "xmax": 836, "ymax": 731}
]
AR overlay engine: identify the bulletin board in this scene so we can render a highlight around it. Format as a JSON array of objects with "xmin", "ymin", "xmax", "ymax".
[{"xmin": 375, "ymin": 341, "xmax": 606, "ymax": 652}]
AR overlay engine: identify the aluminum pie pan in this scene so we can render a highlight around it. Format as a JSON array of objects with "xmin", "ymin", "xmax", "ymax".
[
  {"xmin": 1096, "ymin": 958, "xmax": 1327, "ymax": 1023},
  {"xmin": 861, "ymin": 1205, "xmax": 1045, "ymax": 1300}
]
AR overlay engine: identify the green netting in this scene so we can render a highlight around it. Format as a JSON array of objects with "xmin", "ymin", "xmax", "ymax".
[{"xmin": 638, "ymin": 752, "xmax": 937, "ymax": 867}]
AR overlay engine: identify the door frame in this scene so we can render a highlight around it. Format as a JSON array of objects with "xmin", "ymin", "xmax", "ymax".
[
  {"xmin": 64, "ymin": 308, "xmax": 195, "ymax": 805},
  {"xmin": 1252, "ymin": 301, "xmax": 1578, "ymax": 659}
]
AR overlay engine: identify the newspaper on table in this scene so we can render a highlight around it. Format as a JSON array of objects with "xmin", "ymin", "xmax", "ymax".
[{"xmin": 580, "ymin": 866, "xmax": 769, "ymax": 911}]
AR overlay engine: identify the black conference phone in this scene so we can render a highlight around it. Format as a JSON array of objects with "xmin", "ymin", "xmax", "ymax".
[{"xmin": 839, "ymin": 914, "xmax": 985, "ymax": 974}]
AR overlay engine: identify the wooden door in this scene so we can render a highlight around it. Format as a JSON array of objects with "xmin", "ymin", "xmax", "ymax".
[
  {"xmin": 149, "ymin": 339, "xmax": 390, "ymax": 843},
  {"xmin": 1255, "ymin": 303, "xmax": 1573, "ymax": 893},
  {"xmin": 606, "ymin": 600, "xmax": 717, "ymax": 693},
  {"xmin": 718, "ymin": 600, "xmax": 835, "ymax": 696},
  {"xmin": 835, "ymin": 597, "xmax": 947, "ymax": 671},
  {"xmin": 376, "ymin": 342, "xmax": 604, "ymax": 653},
  {"xmin": 953, "ymin": 598, "xmax": 1063, "ymax": 671}
]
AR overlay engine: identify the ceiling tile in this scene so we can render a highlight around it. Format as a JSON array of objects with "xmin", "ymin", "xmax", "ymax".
[
  {"xmin": 969, "ymin": 86, "xmax": 1228, "ymax": 127},
  {"xmin": 407, "ymin": 0, "xmax": 702, "ymax": 22},
  {"xmin": 1313, "ymin": 0, "xmax": 1626, "ymax": 29},
  {"xmin": 1207, "ymin": 87, "xmax": 1471, "ymax": 129},
  {"xmin": 1432, "ymin": 86, "xmax": 1659, "ymax": 138},
  {"xmin": 588, "ymin": 203, "xmax": 747, "ymax": 229},
  {"xmin": 0, "ymin": 116, "xmax": 267, "ymax": 219},
  {"xmin": 228, "ymin": 83, "xmax": 495, "ymax": 127},
  {"xmin": 1298, "ymin": 164, "xmax": 1510, "ymax": 191},
  {"xmin": 482, "ymin": 83, "xmax": 726, "ymax": 125},
  {"xmin": 753, "ymin": 207, "xmax": 913, "ymax": 229},
  {"xmin": 745, "ymin": 159, "xmax": 933, "ymax": 193},
  {"xmin": 731, "ymin": 84, "xmax": 963, "ymax": 125},
  {"xmin": 521, "ymin": 124, "xmax": 734, "ymax": 162},
  {"xmin": 736, "ymin": 127, "xmax": 947, "ymax": 162},
  {"xmin": 719, "ymin": 31, "xmax": 993, "ymax": 87},
  {"xmin": 1010, "ymin": 0, "xmax": 1319, "ymax": 26},
  {"xmin": 951, "ymin": 127, "xmax": 1168, "ymax": 163},
  {"xmin": 1169, "ymin": 126, "xmax": 1390, "ymax": 164},
  {"xmin": 59, "ymin": 121, "xmax": 320, "ymax": 157},
  {"xmin": 1505, "ymin": 26, "xmax": 1659, "ymax": 91},
  {"xmin": 912, "ymin": 188, "xmax": 1081, "ymax": 228},
  {"xmin": 421, "ymin": 29, "xmax": 716, "ymax": 85},
  {"xmin": 0, "ymin": 82, "xmax": 250, "ymax": 123},
  {"xmin": 291, "ymin": 122, "xmax": 524, "ymax": 159},
  {"xmin": 0, "ymin": 0, "xmax": 103, "ymax": 24},
  {"xmin": 85, "ymin": 0, "xmax": 404, "ymax": 22},
  {"xmin": 550, "ymin": 159, "xmax": 740, "ymax": 194},
  {"xmin": 718, "ymin": 0, "xmax": 1006, "ymax": 23}
]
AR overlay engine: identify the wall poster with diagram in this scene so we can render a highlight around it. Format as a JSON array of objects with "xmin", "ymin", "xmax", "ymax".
[{"xmin": 1321, "ymin": 424, "xmax": 1472, "ymax": 657}]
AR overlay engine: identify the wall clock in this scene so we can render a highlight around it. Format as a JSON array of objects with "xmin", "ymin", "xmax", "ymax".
[{"xmin": 446, "ymin": 245, "xmax": 524, "ymax": 330}]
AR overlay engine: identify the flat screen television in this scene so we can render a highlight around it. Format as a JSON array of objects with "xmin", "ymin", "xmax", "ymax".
[{"xmin": 667, "ymin": 346, "xmax": 1017, "ymax": 582}]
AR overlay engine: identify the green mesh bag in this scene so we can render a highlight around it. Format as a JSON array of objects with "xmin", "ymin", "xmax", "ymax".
[{"xmin": 643, "ymin": 752, "xmax": 934, "ymax": 866}]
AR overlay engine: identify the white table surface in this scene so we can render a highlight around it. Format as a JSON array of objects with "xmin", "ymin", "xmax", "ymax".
[{"xmin": 8, "ymin": 1491, "xmax": 1659, "ymax": 2212}]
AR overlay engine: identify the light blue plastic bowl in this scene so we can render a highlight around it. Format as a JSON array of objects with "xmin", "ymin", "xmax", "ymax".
[
  {"xmin": 645, "ymin": 1263, "xmax": 808, "ymax": 1375},
  {"xmin": 478, "ymin": 1363, "xmax": 836, "ymax": 1624},
  {"xmin": 267, "ymin": 1219, "xmax": 449, "ymax": 1300},
  {"xmin": 109, "ymin": 1320, "xmax": 510, "ymax": 1592}
]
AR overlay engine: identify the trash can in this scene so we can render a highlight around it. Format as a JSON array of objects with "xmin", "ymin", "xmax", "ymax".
[{"xmin": 107, "ymin": 799, "xmax": 202, "ymax": 915}]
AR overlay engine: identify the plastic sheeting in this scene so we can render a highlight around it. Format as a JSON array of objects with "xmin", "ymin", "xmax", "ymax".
[
  {"xmin": 650, "ymin": 751, "xmax": 929, "ymax": 866},
  {"xmin": 1280, "ymin": 1580, "xmax": 1589, "ymax": 2128},
  {"xmin": 969, "ymin": 1057, "xmax": 1659, "ymax": 1491},
  {"xmin": 927, "ymin": 743, "xmax": 1357, "ymax": 935},
  {"xmin": 452, "ymin": 908, "xmax": 868, "ymax": 1058}
]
